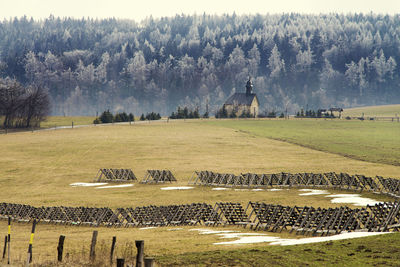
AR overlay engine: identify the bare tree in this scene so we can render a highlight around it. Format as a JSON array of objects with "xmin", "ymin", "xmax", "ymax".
[
  {"xmin": 0, "ymin": 78, "xmax": 50, "ymax": 128},
  {"xmin": 23, "ymin": 85, "xmax": 51, "ymax": 128},
  {"xmin": 0, "ymin": 78, "xmax": 25, "ymax": 128}
]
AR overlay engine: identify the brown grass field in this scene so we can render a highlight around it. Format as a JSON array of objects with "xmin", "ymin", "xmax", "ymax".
[{"xmin": 1, "ymin": 116, "xmax": 400, "ymax": 266}]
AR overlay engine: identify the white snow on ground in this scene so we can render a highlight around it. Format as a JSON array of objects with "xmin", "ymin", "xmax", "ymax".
[
  {"xmin": 70, "ymin": 182, "xmax": 108, "ymax": 187},
  {"xmin": 139, "ymin": 227, "xmax": 157, "ymax": 230},
  {"xmin": 325, "ymin": 194, "xmax": 382, "ymax": 206},
  {"xmin": 271, "ymin": 232, "xmax": 390, "ymax": 246},
  {"xmin": 189, "ymin": 229, "xmax": 238, "ymax": 235},
  {"xmin": 212, "ymin": 187, "xmax": 230, "ymax": 191},
  {"xmin": 234, "ymin": 189, "xmax": 249, "ymax": 191},
  {"xmin": 160, "ymin": 186, "xmax": 194, "ymax": 190},
  {"xmin": 298, "ymin": 189, "xmax": 330, "ymax": 196},
  {"xmin": 267, "ymin": 188, "xmax": 283, "ymax": 191},
  {"xmin": 252, "ymin": 189, "xmax": 264, "ymax": 191},
  {"xmin": 190, "ymin": 228, "xmax": 389, "ymax": 245},
  {"xmin": 95, "ymin": 184, "xmax": 134, "ymax": 189}
]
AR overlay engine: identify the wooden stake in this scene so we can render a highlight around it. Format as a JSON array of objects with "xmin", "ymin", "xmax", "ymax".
[
  {"xmin": 110, "ymin": 236, "xmax": 116, "ymax": 264},
  {"xmin": 7, "ymin": 217, "xmax": 10, "ymax": 264},
  {"xmin": 2, "ymin": 235, "xmax": 6, "ymax": 259},
  {"xmin": 135, "ymin": 240, "xmax": 144, "ymax": 267},
  {"xmin": 144, "ymin": 257, "xmax": 155, "ymax": 267},
  {"xmin": 26, "ymin": 219, "xmax": 36, "ymax": 266},
  {"xmin": 57, "ymin": 235, "xmax": 65, "ymax": 262},
  {"xmin": 90, "ymin": 231, "xmax": 98, "ymax": 261}
]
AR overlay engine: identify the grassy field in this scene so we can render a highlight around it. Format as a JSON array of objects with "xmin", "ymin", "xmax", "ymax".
[
  {"xmin": 343, "ymin": 104, "xmax": 400, "ymax": 117},
  {"xmin": 1, "ymin": 118, "xmax": 400, "ymax": 265},
  {"xmin": 210, "ymin": 119, "xmax": 400, "ymax": 166},
  {"xmin": 40, "ymin": 116, "xmax": 96, "ymax": 128}
]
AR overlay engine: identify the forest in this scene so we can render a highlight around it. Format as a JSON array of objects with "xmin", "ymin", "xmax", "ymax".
[{"xmin": 0, "ymin": 13, "xmax": 399, "ymax": 115}]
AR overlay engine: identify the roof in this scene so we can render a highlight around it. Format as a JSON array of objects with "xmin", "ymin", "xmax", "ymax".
[{"xmin": 224, "ymin": 93, "xmax": 258, "ymax": 106}]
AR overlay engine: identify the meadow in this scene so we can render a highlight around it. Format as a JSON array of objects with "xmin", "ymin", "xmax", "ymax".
[
  {"xmin": 1, "ymin": 108, "xmax": 400, "ymax": 265},
  {"xmin": 343, "ymin": 104, "xmax": 400, "ymax": 118},
  {"xmin": 209, "ymin": 119, "xmax": 400, "ymax": 166}
]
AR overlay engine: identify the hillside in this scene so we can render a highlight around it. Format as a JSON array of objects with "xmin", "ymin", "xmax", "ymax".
[{"xmin": 1, "ymin": 14, "xmax": 400, "ymax": 116}]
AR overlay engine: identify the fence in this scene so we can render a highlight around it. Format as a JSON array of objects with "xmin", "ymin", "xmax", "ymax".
[
  {"xmin": 1, "ymin": 200, "xmax": 399, "ymax": 236},
  {"xmin": 188, "ymin": 171, "xmax": 400, "ymax": 198}
]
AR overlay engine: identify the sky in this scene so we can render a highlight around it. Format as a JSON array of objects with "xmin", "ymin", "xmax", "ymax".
[{"xmin": 1, "ymin": 0, "xmax": 399, "ymax": 21}]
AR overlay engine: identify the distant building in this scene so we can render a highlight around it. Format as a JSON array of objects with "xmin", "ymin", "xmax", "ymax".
[{"xmin": 223, "ymin": 78, "xmax": 259, "ymax": 117}]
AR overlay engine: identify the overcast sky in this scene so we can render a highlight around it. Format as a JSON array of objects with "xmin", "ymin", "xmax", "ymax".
[{"xmin": 1, "ymin": 0, "xmax": 399, "ymax": 21}]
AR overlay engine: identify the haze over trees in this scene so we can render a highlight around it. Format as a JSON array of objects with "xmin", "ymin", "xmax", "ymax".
[{"xmin": 0, "ymin": 13, "xmax": 399, "ymax": 115}]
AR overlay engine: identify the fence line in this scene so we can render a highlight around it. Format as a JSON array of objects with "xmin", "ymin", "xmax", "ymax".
[
  {"xmin": 188, "ymin": 171, "xmax": 400, "ymax": 198},
  {"xmin": 0, "ymin": 200, "xmax": 399, "ymax": 236}
]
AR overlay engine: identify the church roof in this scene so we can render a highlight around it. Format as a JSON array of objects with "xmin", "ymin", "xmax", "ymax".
[{"xmin": 224, "ymin": 93, "xmax": 257, "ymax": 106}]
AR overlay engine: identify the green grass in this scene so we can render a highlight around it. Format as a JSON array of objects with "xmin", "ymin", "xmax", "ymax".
[
  {"xmin": 157, "ymin": 233, "xmax": 400, "ymax": 266},
  {"xmin": 40, "ymin": 116, "xmax": 96, "ymax": 128},
  {"xmin": 209, "ymin": 119, "xmax": 400, "ymax": 166},
  {"xmin": 343, "ymin": 104, "xmax": 400, "ymax": 118}
]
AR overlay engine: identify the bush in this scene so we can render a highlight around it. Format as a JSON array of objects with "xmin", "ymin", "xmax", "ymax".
[
  {"xmin": 99, "ymin": 110, "xmax": 113, "ymax": 123},
  {"xmin": 93, "ymin": 118, "xmax": 101, "ymax": 124},
  {"xmin": 345, "ymin": 116, "xmax": 351, "ymax": 120},
  {"xmin": 170, "ymin": 106, "xmax": 200, "ymax": 119},
  {"xmin": 140, "ymin": 114, "xmax": 145, "ymax": 121}
]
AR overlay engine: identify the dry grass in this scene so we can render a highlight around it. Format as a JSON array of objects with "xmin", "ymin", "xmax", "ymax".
[
  {"xmin": 1, "ymin": 119, "xmax": 400, "ymax": 265},
  {"xmin": 0, "ymin": 120, "xmax": 398, "ymax": 208}
]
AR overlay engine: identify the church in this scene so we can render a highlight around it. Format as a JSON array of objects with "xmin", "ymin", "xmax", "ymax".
[{"xmin": 223, "ymin": 78, "xmax": 259, "ymax": 117}]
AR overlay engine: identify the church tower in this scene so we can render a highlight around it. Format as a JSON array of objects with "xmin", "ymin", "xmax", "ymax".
[{"xmin": 246, "ymin": 77, "xmax": 253, "ymax": 95}]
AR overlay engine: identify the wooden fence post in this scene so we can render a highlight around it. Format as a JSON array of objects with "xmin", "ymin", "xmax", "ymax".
[
  {"xmin": 117, "ymin": 258, "xmax": 125, "ymax": 267},
  {"xmin": 7, "ymin": 217, "xmax": 11, "ymax": 264},
  {"xmin": 26, "ymin": 219, "xmax": 36, "ymax": 266},
  {"xmin": 110, "ymin": 236, "xmax": 117, "ymax": 264},
  {"xmin": 144, "ymin": 257, "xmax": 155, "ymax": 267},
  {"xmin": 2, "ymin": 235, "xmax": 6, "ymax": 259},
  {"xmin": 135, "ymin": 240, "xmax": 144, "ymax": 267},
  {"xmin": 57, "ymin": 235, "xmax": 65, "ymax": 262},
  {"xmin": 72, "ymin": 121, "xmax": 74, "ymax": 128},
  {"xmin": 90, "ymin": 231, "xmax": 98, "ymax": 261}
]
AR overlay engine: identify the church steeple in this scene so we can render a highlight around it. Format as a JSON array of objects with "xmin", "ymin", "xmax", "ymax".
[{"xmin": 246, "ymin": 76, "xmax": 253, "ymax": 95}]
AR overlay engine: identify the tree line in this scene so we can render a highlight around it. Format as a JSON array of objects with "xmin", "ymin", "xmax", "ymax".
[
  {"xmin": 0, "ymin": 13, "xmax": 399, "ymax": 116},
  {"xmin": 0, "ymin": 78, "xmax": 50, "ymax": 128}
]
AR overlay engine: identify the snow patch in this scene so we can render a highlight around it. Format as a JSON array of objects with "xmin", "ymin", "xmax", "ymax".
[
  {"xmin": 267, "ymin": 188, "xmax": 282, "ymax": 191},
  {"xmin": 191, "ymin": 228, "xmax": 389, "ymax": 246},
  {"xmin": 189, "ymin": 229, "xmax": 238, "ymax": 235},
  {"xmin": 212, "ymin": 187, "xmax": 230, "ymax": 191},
  {"xmin": 95, "ymin": 184, "xmax": 134, "ymax": 189},
  {"xmin": 70, "ymin": 182, "xmax": 108, "ymax": 187},
  {"xmin": 234, "ymin": 189, "xmax": 249, "ymax": 191},
  {"xmin": 299, "ymin": 189, "xmax": 329, "ymax": 196},
  {"xmin": 160, "ymin": 186, "xmax": 194, "ymax": 190},
  {"xmin": 252, "ymin": 189, "xmax": 264, "ymax": 191},
  {"xmin": 139, "ymin": 227, "xmax": 157, "ymax": 230},
  {"xmin": 326, "ymin": 194, "xmax": 383, "ymax": 206},
  {"xmin": 270, "ymin": 231, "xmax": 389, "ymax": 246}
]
